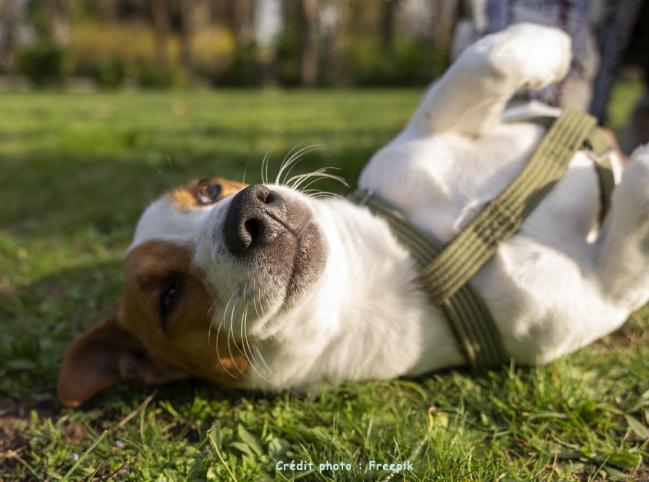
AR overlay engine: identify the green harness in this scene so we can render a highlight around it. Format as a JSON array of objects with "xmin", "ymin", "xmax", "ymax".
[{"xmin": 350, "ymin": 109, "xmax": 615, "ymax": 369}]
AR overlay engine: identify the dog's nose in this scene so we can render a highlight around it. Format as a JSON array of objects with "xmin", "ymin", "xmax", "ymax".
[{"xmin": 224, "ymin": 184, "xmax": 287, "ymax": 255}]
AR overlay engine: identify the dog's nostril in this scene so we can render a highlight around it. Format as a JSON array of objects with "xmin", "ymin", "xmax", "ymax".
[
  {"xmin": 255, "ymin": 188, "xmax": 276, "ymax": 204},
  {"xmin": 244, "ymin": 218, "xmax": 262, "ymax": 241},
  {"xmin": 224, "ymin": 184, "xmax": 287, "ymax": 256}
]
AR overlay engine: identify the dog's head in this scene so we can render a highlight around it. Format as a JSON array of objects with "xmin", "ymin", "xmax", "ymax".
[{"xmin": 58, "ymin": 176, "xmax": 328, "ymax": 407}]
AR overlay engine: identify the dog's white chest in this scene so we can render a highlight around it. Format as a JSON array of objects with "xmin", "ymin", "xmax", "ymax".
[{"xmin": 357, "ymin": 117, "xmax": 610, "ymax": 365}]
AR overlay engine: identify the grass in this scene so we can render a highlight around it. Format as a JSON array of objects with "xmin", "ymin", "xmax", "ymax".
[{"xmin": 1, "ymin": 83, "xmax": 648, "ymax": 481}]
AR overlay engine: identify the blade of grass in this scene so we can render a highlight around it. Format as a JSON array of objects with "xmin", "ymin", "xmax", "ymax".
[
  {"xmin": 207, "ymin": 428, "xmax": 238, "ymax": 482},
  {"xmin": 61, "ymin": 430, "xmax": 108, "ymax": 481}
]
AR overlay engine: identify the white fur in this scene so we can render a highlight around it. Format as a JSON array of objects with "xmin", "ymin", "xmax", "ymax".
[{"xmin": 132, "ymin": 24, "xmax": 647, "ymax": 392}]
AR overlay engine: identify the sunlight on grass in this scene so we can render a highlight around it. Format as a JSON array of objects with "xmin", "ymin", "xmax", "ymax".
[{"xmin": 1, "ymin": 88, "xmax": 648, "ymax": 480}]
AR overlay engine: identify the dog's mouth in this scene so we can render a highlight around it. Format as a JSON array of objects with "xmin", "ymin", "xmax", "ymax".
[
  {"xmin": 220, "ymin": 184, "xmax": 326, "ymax": 320},
  {"xmin": 283, "ymin": 220, "xmax": 323, "ymax": 303}
]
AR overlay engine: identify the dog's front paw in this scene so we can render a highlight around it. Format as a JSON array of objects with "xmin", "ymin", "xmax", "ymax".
[{"xmin": 476, "ymin": 22, "xmax": 572, "ymax": 90}]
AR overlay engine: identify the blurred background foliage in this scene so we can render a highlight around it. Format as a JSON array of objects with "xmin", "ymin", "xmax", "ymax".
[{"xmin": 0, "ymin": 0, "xmax": 456, "ymax": 89}]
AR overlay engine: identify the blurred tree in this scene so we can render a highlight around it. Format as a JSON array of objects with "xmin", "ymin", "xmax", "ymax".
[
  {"xmin": 320, "ymin": 0, "xmax": 344, "ymax": 85},
  {"xmin": 380, "ymin": 0, "xmax": 400, "ymax": 51},
  {"xmin": 10, "ymin": 0, "xmax": 453, "ymax": 88},
  {"xmin": 101, "ymin": 0, "xmax": 119, "ymax": 20},
  {"xmin": 0, "ymin": 0, "xmax": 18, "ymax": 73},
  {"xmin": 150, "ymin": 0, "xmax": 169, "ymax": 68},
  {"xmin": 430, "ymin": 0, "xmax": 459, "ymax": 49},
  {"xmin": 225, "ymin": 0, "xmax": 256, "ymax": 45},
  {"xmin": 45, "ymin": 0, "xmax": 69, "ymax": 47},
  {"xmin": 300, "ymin": 0, "xmax": 318, "ymax": 86},
  {"xmin": 179, "ymin": 0, "xmax": 196, "ymax": 74},
  {"xmin": 273, "ymin": 0, "xmax": 301, "ymax": 85}
]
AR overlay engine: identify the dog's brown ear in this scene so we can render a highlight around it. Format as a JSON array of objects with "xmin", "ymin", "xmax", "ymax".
[{"xmin": 58, "ymin": 316, "xmax": 183, "ymax": 407}]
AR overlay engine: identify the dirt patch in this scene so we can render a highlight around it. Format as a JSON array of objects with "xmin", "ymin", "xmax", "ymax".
[
  {"xmin": 62, "ymin": 421, "xmax": 86, "ymax": 444},
  {"xmin": 601, "ymin": 313, "xmax": 649, "ymax": 348},
  {"xmin": 632, "ymin": 463, "xmax": 649, "ymax": 481},
  {"xmin": 0, "ymin": 409, "xmax": 30, "ymax": 478},
  {"xmin": 0, "ymin": 394, "xmax": 58, "ymax": 450},
  {"xmin": 0, "ymin": 415, "xmax": 26, "ymax": 453},
  {"xmin": 0, "ymin": 394, "xmax": 60, "ymax": 478},
  {"xmin": 573, "ymin": 461, "xmax": 649, "ymax": 481},
  {"xmin": 0, "ymin": 393, "xmax": 57, "ymax": 419}
]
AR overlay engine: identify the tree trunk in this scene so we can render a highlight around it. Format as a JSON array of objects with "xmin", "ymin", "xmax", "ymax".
[
  {"xmin": 151, "ymin": 0, "xmax": 170, "ymax": 68},
  {"xmin": 179, "ymin": 0, "xmax": 196, "ymax": 74},
  {"xmin": 320, "ymin": 0, "xmax": 343, "ymax": 85},
  {"xmin": 300, "ymin": 0, "xmax": 319, "ymax": 86},
  {"xmin": 226, "ymin": 0, "xmax": 256, "ymax": 45},
  {"xmin": 380, "ymin": 0, "xmax": 399, "ymax": 52},
  {"xmin": 430, "ymin": 0, "xmax": 459, "ymax": 49},
  {"xmin": 46, "ymin": 0, "xmax": 70, "ymax": 47},
  {"xmin": 102, "ymin": 0, "xmax": 119, "ymax": 20},
  {"xmin": 0, "ymin": 0, "xmax": 17, "ymax": 73}
]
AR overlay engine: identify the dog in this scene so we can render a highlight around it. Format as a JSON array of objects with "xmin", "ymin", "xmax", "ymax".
[{"xmin": 59, "ymin": 23, "xmax": 649, "ymax": 408}]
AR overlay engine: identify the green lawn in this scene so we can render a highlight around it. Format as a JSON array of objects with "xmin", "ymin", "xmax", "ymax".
[{"xmin": 1, "ymin": 85, "xmax": 648, "ymax": 481}]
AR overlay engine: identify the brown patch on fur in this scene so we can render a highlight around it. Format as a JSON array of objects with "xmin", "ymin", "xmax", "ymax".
[
  {"xmin": 58, "ymin": 240, "xmax": 250, "ymax": 407},
  {"xmin": 121, "ymin": 240, "xmax": 250, "ymax": 384},
  {"xmin": 169, "ymin": 177, "xmax": 246, "ymax": 211}
]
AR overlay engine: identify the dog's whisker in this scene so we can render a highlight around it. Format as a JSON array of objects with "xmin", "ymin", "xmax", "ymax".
[
  {"xmin": 281, "ymin": 145, "xmax": 327, "ymax": 185},
  {"xmin": 260, "ymin": 151, "xmax": 271, "ymax": 185},
  {"xmin": 273, "ymin": 144, "xmax": 304, "ymax": 185},
  {"xmin": 303, "ymin": 188, "xmax": 339, "ymax": 197},
  {"xmin": 265, "ymin": 152, "xmax": 271, "ymax": 185},
  {"xmin": 241, "ymin": 160, "xmax": 248, "ymax": 185},
  {"xmin": 249, "ymin": 289, "xmax": 273, "ymax": 378},
  {"xmin": 275, "ymin": 144, "xmax": 325, "ymax": 185},
  {"xmin": 306, "ymin": 191, "xmax": 346, "ymax": 201},
  {"xmin": 214, "ymin": 326, "xmax": 226, "ymax": 372},
  {"xmin": 228, "ymin": 279, "xmax": 272, "ymax": 384},
  {"xmin": 243, "ymin": 315, "xmax": 273, "ymax": 382},
  {"xmin": 290, "ymin": 174, "xmax": 347, "ymax": 195},
  {"xmin": 235, "ymin": 284, "xmax": 252, "ymax": 360},
  {"xmin": 275, "ymin": 148, "xmax": 306, "ymax": 185},
  {"xmin": 237, "ymin": 285, "xmax": 247, "ymax": 342},
  {"xmin": 242, "ymin": 302, "xmax": 272, "ymax": 384},
  {"xmin": 251, "ymin": 277, "xmax": 263, "ymax": 321},
  {"xmin": 242, "ymin": 311, "xmax": 259, "ymax": 378},
  {"xmin": 238, "ymin": 285, "xmax": 255, "ymax": 369},
  {"xmin": 215, "ymin": 292, "xmax": 236, "ymax": 378},
  {"xmin": 214, "ymin": 292, "xmax": 239, "ymax": 380},
  {"xmin": 226, "ymin": 293, "xmax": 247, "ymax": 377},
  {"xmin": 231, "ymin": 288, "xmax": 251, "ymax": 377},
  {"xmin": 292, "ymin": 171, "xmax": 349, "ymax": 193},
  {"xmin": 252, "ymin": 340, "xmax": 272, "ymax": 376},
  {"xmin": 206, "ymin": 298, "xmax": 220, "ymax": 346},
  {"xmin": 276, "ymin": 151, "xmax": 302, "ymax": 185},
  {"xmin": 286, "ymin": 166, "xmax": 343, "ymax": 190},
  {"xmin": 214, "ymin": 294, "xmax": 231, "ymax": 356}
]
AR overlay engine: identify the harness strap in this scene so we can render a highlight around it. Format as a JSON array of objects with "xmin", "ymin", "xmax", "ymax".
[
  {"xmin": 517, "ymin": 115, "xmax": 615, "ymax": 225},
  {"xmin": 584, "ymin": 128, "xmax": 615, "ymax": 225},
  {"xmin": 350, "ymin": 192, "xmax": 507, "ymax": 367},
  {"xmin": 351, "ymin": 109, "xmax": 614, "ymax": 369},
  {"xmin": 419, "ymin": 110, "xmax": 598, "ymax": 306}
]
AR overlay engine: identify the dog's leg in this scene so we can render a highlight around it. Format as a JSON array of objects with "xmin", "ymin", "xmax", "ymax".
[
  {"xmin": 596, "ymin": 145, "xmax": 649, "ymax": 311},
  {"xmin": 411, "ymin": 23, "xmax": 572, "ymax": 137}
]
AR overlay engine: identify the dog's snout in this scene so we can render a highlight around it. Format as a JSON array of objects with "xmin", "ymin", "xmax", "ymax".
[{"xmin": 224, "ymin": 184, "xmax": 287, "ymax": 255}]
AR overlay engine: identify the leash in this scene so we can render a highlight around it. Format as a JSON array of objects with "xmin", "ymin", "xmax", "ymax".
[{"xmin": 350, "ymin": 109, "xmax": 615, "ymax": 369}]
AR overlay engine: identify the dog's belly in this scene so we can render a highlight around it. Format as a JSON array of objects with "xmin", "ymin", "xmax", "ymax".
[{"xmin": 359, "ymin": 119, "xmax": 612, "ymax": 363}]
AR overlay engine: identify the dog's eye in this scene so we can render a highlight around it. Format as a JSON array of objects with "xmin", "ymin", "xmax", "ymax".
[
  {"xmin": 196, "ymin": 179, "xmax": 222, "ymax": 205},
  {"xmin": 159, "ymin": 279, "xmax": 182, "ymax": 329}
]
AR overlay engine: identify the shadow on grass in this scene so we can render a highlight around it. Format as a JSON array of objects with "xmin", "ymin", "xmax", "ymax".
[
  {"xmin": 0, "ymin": 145, "xmax": 371, "ymax": 241},
  {"xmin": 0, "ymin": 259, "xmax": 287, "ymax": 423}
]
